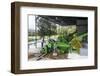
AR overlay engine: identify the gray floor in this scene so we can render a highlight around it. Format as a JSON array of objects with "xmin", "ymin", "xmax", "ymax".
[
  {"xmin": 80, "ymin": 43, "xmax": 88, "ymax": 56},
  {"xmin": 28, "ymin": 42, "xmax": 88, "ymax": 60}
]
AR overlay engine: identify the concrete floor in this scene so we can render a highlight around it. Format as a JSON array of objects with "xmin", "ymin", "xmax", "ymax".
[{"xmin": 28, "ymin": 41, "xmax": 88, "ymax": 61}]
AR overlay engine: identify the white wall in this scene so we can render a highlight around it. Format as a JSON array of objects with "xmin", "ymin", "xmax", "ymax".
[{"xmin": 0, "ymin": 0, "xmax": 100, "ymax": 76}]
